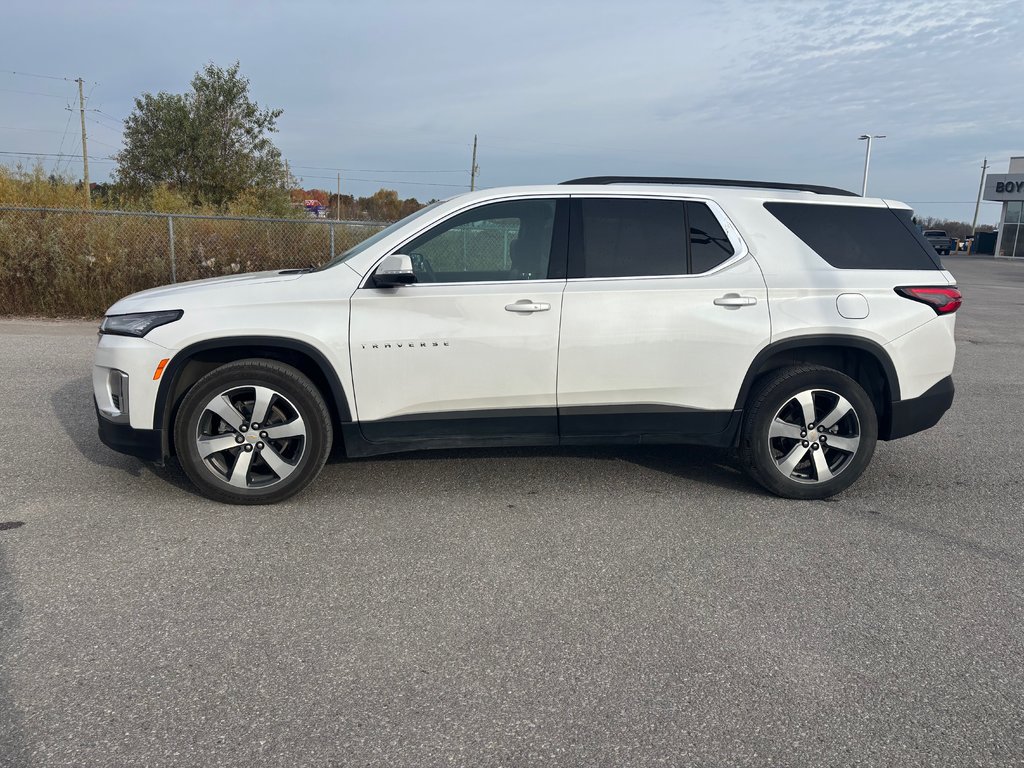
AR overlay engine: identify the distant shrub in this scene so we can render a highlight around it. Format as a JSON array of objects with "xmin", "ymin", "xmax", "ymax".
[{"xmin": 0, "ymin": 206, "xmax": 381, "ymax": 317}]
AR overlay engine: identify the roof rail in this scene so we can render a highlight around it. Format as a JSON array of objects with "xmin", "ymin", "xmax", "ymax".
[{"xmin": 560, "ymin": 176, "xmax": 858, "ymax": 197}]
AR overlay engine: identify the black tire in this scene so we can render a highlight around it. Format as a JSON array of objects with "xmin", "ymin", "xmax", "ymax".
[
  {"xmin": 173, "ymin": 359, "xmax": 333, "ymax": 505},
  {"xmin": 739, "ymin": 365, "xmax": 877, "ymax": 500}
]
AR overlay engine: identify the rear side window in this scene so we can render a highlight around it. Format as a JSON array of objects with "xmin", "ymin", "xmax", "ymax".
[
  {"xmin": 575, "ymin": 198, "xmax": 735, "ymax": 278},
  {"xmin": 688, "ymin": 201, "xmax": 735, "ymax": 273},
  {"xmin": 764, "ymin": 202, "xmax": 941, "ymax": 270},
  {"xmin": 579, "ymin": 198, "xmax": 687, "ymax": 278}
]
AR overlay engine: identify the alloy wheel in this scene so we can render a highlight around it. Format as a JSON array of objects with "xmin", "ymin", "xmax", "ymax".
[
  {"xmin": 767, "ymin": 388, "xmax": 861, "ymax": 484},
  {"xmin": 194, "ymin": 385, "xmax": 307, "ymax": 489}
]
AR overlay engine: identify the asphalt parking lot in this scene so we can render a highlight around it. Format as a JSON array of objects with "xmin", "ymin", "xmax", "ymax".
[{"xmin": 1, "ymin": 254, "xmax": 1022, "ymax": 767}]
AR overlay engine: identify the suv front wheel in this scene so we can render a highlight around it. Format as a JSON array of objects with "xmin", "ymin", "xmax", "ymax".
[
  {"xmin": 173, "ymin": 359, "xmax": 333, "ymax": 504},
  {"xmin": 739, "ymin": 365, "xmax": 878, "ymax": 499}
]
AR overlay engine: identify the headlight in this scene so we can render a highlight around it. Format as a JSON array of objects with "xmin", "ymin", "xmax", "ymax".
[{"xmin": 99, "ymin": 310, "xmax": 184, "ymax": 337}]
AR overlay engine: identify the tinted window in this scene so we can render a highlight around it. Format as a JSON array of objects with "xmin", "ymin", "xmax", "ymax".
[
  {"xmin": 765, "ymin": 203, "xmax": 941, "ymax": 270},
  {"xmin": 687, "ymin": 201, "xmax": 735, "ymax": 273},
  {"xmin": 579, "ymin": 198, "xmax": 687, "ymax": 277},
  {"xmin": 401, "ymin": 199, "xmax": 556, "ymax": 282}
]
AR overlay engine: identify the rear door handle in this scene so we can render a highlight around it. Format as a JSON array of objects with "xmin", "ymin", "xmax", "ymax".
[
  {"xmin": 505, "ymin": 300, "xmax": 551, "ymax": 313},
  {"xmin": 714, "ymin": 294, "xmax": 757, "ymax": 308}
]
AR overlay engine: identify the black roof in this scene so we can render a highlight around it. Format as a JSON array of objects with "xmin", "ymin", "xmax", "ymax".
[{"xmin": 560, "ymin": 176, "xmax": 858, "ymax": 197}]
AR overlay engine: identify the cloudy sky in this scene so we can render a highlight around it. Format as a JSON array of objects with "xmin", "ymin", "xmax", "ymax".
[{"xmin": 2, "ymin": 0, "xmax": 1021, "ymax": 222}]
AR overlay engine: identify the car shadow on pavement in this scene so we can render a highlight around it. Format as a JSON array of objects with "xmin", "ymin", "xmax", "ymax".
[
  {"xmin": 51, "ymin": 374, "xmax": 197, "ymax": 495},
  {"xmin": 52, "ymin": 376, "xmax": 147, "ymax": 476},
  {"xmin": 621, "ymin": 445, "xmax": 759, "ymax": 493},
  {"xmin": 334, "ymin": 444, "xmax": 762, "ymax": 497},
  {"xmin": 55, "ymin": 372, "xmax": 760, "ymax": 500},
  {"xmin": 0, "ymin": 532, "xmax": 27, "ymax": 765}
]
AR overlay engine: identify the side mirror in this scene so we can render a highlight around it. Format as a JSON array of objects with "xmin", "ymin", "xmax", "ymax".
[{"xmin": 372, "ymin": 254, "xmax": 417, "ymax": 288}]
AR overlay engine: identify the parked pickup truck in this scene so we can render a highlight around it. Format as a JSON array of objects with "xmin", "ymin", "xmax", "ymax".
[{"xmin": 923, "ymin": 230, "xmax": 954, "ymax": 255}]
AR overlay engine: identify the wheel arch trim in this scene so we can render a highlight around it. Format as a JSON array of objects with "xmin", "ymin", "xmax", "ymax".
[
  {"xmin": 154, "ymin": 336, "xmax": 352, "ymax": 458},
  {"xmin": 734, "ymin": 335, "xmax": 901, "ymax": 412}
]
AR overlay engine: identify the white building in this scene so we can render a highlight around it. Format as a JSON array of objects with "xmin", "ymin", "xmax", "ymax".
[{"xmin": 984, "ymin": 156, "xmax": 1024, "ymax": 259}]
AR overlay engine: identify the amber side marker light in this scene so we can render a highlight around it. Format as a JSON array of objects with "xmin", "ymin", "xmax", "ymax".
[
  {"xmin": 153, "ymin": 358, "xmax": 170, "ymax": 380},
  {"xmin": 895, "ymin": 286, "xmax": 962, "ymax": 315}
]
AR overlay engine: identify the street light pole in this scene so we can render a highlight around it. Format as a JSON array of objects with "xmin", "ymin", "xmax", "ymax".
[
  {"xmin": 970, "ymin": 157, "xmax": 988, "ymax": 254},
  {"xmin": 858, "ymin": 134, "xmax": 885, "ymax": 197}
]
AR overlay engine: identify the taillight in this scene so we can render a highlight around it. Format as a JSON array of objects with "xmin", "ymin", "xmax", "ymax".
[{"xmin": 895, "ymin": 286, "xmax": 962, "ymax": 315}]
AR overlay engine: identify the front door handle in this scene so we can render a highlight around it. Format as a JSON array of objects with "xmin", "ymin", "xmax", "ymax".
[
  {"xmin": 505, "ymin": 300, "xmax": 551, "ymax": 313},
  {"xmin": 714, "ymin": 294, "xmax": 757, "ymax": 308}
]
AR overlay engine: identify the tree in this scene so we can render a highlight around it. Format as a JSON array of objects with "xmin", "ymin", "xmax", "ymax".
[
  {"xmin": 115, "ymin": 62, "xmax": 286, "ymax": 208},
  {"xmin": 364, "ymin": 189, "xmax": 403, "ymax": 221}
]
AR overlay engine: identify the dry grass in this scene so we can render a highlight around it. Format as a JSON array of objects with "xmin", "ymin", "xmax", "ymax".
[{"xmin": 0, "ymin": 166, "xmax": 381, "ymax": 317}]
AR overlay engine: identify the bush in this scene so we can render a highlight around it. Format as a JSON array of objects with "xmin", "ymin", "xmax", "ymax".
[
  {"xmin": 0, "ymin": 164, "xmax": 388, "ymax": 317},
  {"xmin": 0, "ymin": 207, "xmax": 381, "ymax": 317}
]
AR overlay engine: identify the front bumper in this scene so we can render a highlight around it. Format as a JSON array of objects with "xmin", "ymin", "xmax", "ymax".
[
  {"xmin": 884, "ymin": 376, "xmax": 954, "ymax": 440},
  {"xmin": 95, "ymin": 400, "xmax": 164, "ymax": 462}
]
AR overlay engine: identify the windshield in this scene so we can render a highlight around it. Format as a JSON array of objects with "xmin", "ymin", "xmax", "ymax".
[{"xmin": 318, "ymin": 202, "xmax": 444, "ymax": 270}]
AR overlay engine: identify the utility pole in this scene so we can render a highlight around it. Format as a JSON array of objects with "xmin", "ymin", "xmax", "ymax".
[
  {"xmin": 470, "ymin": 134, "xmax": 479, "ymax": 191},
  {"xmin": 970, "ymin": 157, "xmax": 989, "ymax": 254},
  {"xmin": 76, "ymin": 77, "xmax": 90, "ymax": 209},
  {"xmin": 337, "ymin": 172, "xmax": 341, "ymax": 221}
]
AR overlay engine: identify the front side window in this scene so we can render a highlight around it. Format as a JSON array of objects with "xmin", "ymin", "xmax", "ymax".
[
  {"xmin": 399, "ymin": 199, "xmax": 557, "ymax": 283},
  {"xmin": 320, "ymin": 201, "xmax": 442, "ymax": 269}
]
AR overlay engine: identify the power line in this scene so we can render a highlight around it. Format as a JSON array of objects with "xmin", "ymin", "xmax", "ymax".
[
  {"xmin": 84, "ymin": 114, "xmax": 124, "ymax": 136},
  {"xmin": 85, "ymin": 116, "xmax": 122, "ymax": 139},
  {"xmin": 0, "ymin": 150, "xmax": 114, "ymax": 162},
  {"xmin": 484, "ymin": 132, "xmax": 657, "ymax": 159},
  {"xmin": 3, "ymin": 143, "xmax": 465, "ymax": 190},
  {"xmin": 0, "ymin": 87, "xmax": 71, "ymax": 99},
  {"xmin": 289, "ymin": 163, "xmax": 465, "ymax": 174},
  {"xmin": 81, "ymin": 133, "xmax": 121, "ymax": 150},
  {"xmin": 52, "ymin": 109, "xmax": 77, "ymax": 175},
  {"xmin": 295, "ymin": 172, "xmax": 467, "ymax": 189},
  {"xmin": 89, "ymin": 109, "xmax": 123, "ymax": 124},
  {"xmin": 5, "ymin": 69, "xmax": 76, "ymax": 82},
  {"xmin": 0, "ymin": 150, "xmax": 462, "ymax": 183},
  {"xmin": 0, "ymin": 125, "xmax": 72, "ymax": 134}
]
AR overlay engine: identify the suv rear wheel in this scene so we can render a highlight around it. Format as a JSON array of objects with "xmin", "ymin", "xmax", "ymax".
[
  {"xmin": 739, "ymin": 365, "xmax": 877, "ymax": 499},
  {"xmin": 173, "ymin": 359, "xmax": 333, "ymax": 504}
]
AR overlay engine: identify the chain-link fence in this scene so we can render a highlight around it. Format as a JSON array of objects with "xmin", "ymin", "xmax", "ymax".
[
  {"xmin": 0, "ymin": 206, "xmax": 385, "ymax": 317},
  {"xmin": 412, "ymin": 220, "xmax": 519, "ymax": 273}
]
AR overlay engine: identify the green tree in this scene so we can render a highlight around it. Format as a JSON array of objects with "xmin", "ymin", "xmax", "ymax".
[{"xmin": 115, "ymin": 62, "xmax": 286, "ymax": 209}]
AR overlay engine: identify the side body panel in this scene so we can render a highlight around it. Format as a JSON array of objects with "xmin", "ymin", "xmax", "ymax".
[
  {"xmin": 720, "ymin": 196, "xmax": 959, "ymax": 402},
  {"xmin": 557, "ymin": 254, "xmax": 770, "ymax": 419},
  {"xmin": 348, "ymin": 280, "xmax": 565, "ymax": 443},
  {"xmin": 95, "ymin": 269, "xmax": 359, "ymax": 431}
]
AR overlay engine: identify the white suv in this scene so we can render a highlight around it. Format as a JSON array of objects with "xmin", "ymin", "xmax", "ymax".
[{"xmin": 93, "ymin": 177, "xmax": 960, "ymax": 504}]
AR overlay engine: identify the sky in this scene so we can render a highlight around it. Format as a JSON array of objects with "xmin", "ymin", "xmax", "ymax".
[{"xmin": 2, "ymin": 0, "xmax": 1021, "ymax": 223}]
